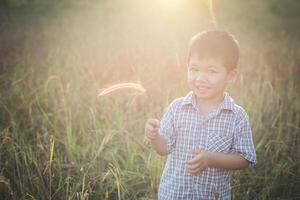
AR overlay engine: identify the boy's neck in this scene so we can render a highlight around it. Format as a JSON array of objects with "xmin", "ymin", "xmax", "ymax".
[{"xmin": 195, "ymin": 92, "xmax": 225, "ymax": 117}]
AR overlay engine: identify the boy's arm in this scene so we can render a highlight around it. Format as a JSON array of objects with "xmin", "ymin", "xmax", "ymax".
[
  {"xmin": 145, "ymin": 119, "xmax": 168, "ymax": 156},
  {"xmin": 206, "ymin": 109, "xmax": 256, "ymax": 170},
  {"xmin": 148, "ymin": 134, "xmax": 168, "ymax": 156},
  {"xmin": 186, "ymin": 112, "xmax": 257, "ymax": 175},
  {"xmin": 146, "ymin": 100, "xmax": 178, "ymax": 156},
  {"xmin": 185, "ymin": 150, "xmax": 250, "ymax": 175},
  {"xmin": 208, "ymin": 151, "xmax": 249, "ymax": 169},
  {"xmin": 186, "ymin": 110, "xmax": 256, "ymax": 175}
]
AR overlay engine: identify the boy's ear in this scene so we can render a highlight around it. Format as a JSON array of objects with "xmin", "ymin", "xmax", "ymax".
[{"xmin": 226, "ymin": 68, "xmax": 238, "ymax": 83}]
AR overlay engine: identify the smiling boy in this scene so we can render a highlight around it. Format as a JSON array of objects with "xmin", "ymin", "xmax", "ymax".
[{"xmin": 145, "ymin": 30, "xmax": 257, "ymax": 199}]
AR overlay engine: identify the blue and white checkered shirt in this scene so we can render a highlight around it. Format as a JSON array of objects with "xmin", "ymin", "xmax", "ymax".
[{"xmin": 158, "ymin": 91, "xmax": 257, "ymax": 200}]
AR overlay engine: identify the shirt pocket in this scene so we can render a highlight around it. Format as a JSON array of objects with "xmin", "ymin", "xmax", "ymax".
[{"xmin": 206, "ymin": 128, "xmax": 233, "ymax": 153}]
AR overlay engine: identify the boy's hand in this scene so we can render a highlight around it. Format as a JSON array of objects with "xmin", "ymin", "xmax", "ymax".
[
  {"xmin": 185, "ymin": 149, "xmax": 211, "ymax": 176},
  {"xmin": 145, "ymin": 119, "xmax": 160, "ymax": 141}
]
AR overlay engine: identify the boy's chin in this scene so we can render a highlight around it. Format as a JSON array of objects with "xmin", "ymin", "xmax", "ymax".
[
  {"xmin": 194, "ymin": 93, "xmax": 211, "ymax": 100},
  {"xmin": 193, "ymin": 90, "xmax": 219, "ymax": 101}
]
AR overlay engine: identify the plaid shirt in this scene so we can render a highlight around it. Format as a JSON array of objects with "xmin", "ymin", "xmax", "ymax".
[{"xmin": 158, "ymin": 91, "xmax": 257, "ymax": 200}]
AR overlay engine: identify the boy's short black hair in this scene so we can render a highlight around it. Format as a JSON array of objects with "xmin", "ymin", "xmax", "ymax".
[{"xmin": 188, "ymin": 30, "xmax": 240, "ymax": 71}]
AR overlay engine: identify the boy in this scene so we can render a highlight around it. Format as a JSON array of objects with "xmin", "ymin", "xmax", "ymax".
[{"xmin": 145, "ymin": 30, "xmax": 256, "ymax": 199}]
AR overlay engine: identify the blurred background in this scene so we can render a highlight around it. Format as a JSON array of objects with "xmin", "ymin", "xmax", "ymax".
[{"xmin": 0, "ymin": 0, "xmax": 299, "ymax": 199}]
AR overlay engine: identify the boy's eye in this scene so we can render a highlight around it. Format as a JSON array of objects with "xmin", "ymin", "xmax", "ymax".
[
  {"xmin": 189, "ymin": 67, "xmax": 199, "ymax": 72},
  {"xmin": 208, "ymin": 69, "xmax": 217, "ymax": 73}
]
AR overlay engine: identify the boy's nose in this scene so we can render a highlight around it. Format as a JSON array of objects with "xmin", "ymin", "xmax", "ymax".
[{"xmin": 196, "ymin": 72, "xmax": 207, "ymax": 82}]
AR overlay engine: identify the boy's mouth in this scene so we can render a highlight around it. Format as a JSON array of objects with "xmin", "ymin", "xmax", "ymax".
[{"xmin": 196, "ymin": 85, "xmax": 209, "ymax": 90}]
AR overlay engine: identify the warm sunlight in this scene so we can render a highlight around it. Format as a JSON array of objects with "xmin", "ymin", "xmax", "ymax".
[{"xmin": 159, "ymin": 0, "xmax": 184, "ymax": 10}]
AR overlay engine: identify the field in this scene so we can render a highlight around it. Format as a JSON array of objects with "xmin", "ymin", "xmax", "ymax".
[{"xmin": 0, "ymin": 0, "xmax": 299, "ymax": 199}]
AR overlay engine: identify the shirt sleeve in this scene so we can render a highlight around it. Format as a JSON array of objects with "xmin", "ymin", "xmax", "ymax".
[
  {"xmin": 159, "ymin": 100, "xmax": 178, "ymax": 154},
  {"xmin": 231, "ymin": 112, "xmax": 257, "ymax": 166}
]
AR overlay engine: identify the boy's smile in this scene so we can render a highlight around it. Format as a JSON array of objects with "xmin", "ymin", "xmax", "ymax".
[{"xmin": 187, "ymin": 56, "xmax": 237, "ymax": 106}]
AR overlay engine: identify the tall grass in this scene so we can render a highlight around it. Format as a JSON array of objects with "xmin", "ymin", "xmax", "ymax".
[{"xmin": 0, "ymin": 1, "xmax": 300, "ymax": 199}]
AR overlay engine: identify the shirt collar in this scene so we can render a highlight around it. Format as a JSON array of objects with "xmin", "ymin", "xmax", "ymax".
[
  {"xmin": 181, "ymin": 91, "xmax": 194, "ymax": 107},
  {"xmin": 181, "ymin": 91, "xmax": 235, "ymax": 111},
  {"xmin": 218, "ymin": 92, "xmax": 235, "ymax": 111}
]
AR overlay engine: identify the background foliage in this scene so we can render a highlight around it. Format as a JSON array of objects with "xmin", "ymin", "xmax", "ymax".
[{"xmin": 0, "ymin": 0, "xmax": 299, "ymax": 199}]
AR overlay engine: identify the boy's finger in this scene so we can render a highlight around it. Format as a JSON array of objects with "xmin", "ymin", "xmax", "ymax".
[
  {"xmin": 152, "ymin": 127, "xmax": 159, "ymax": 133},
  {"xmin": 186, "ymin": 161, "xmax": 202, "ymax": 171},
  {"xmin": 146, "ymin": 122, "xmax": 158, "ymax": 130},
  {"xmin": 148, "ymin": 119, "xmax": 160, "ymax": 127},
  {"xmin": 186, "ymin": 166, "xmax": 200, "ymax": 173},
  {"xmin": 187, "ymin": 149, "xmax": 202, "ymax": 155},
  {"xmin": 146, "ymin": 134, "xmax": 154, "ymax": 140},
  {"xmin": 191, "ymin": 164, "xmax": 207, "ymax": 174},
  {"xmin": 186, "ymin": 163, "xmax": 206, "ymax": 175},
  {"xmin": 146, "ymin": 133, "xmax": 153, "ymax": 139},
  {"xmin": 147, "ymin": 132, "xmax": 158, "ymax": 140},
  {"xmin": 185, "ymin": 155, "xmax": 202, "ymax": 165},
  {"xmin": 147, "ymin": 132, "xmax": 157, "ymax": 137},
  {"xmin": 146, "ymin": 130, "xmax": 158, "ymax": 136},
  {"xmin": 146, "ymin": 126, "xmax": 158, "ymax": 133},
  {"xmin": 185, "ymin": 164, "xmax": 200, "ymax": 174}
]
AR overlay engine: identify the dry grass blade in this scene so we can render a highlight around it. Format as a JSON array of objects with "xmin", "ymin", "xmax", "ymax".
[{"xmin": 97, "ymin": 83, "xmax": 146, "ymax": 97}]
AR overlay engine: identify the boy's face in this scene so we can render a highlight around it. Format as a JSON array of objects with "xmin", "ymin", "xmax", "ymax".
[{"xmin": 187, "ymin": 55, "xmax": 237, "ymax": 102}]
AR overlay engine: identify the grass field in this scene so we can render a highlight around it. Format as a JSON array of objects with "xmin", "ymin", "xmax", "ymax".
[{"xmin": 0, "ymin": 0, "xmax": 299, "ymax": 199}]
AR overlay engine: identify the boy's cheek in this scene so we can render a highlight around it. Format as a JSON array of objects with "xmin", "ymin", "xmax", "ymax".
[{"xmin": 187, "ymin": 77, "xmax": 195, "ymax": 86}]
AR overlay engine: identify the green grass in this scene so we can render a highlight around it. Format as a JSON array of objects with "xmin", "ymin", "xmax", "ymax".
[{"xmin": 0, "ymin": 1, "xmax": 300, "ymax": 199}]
